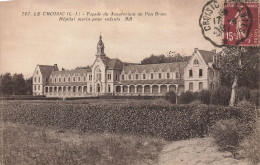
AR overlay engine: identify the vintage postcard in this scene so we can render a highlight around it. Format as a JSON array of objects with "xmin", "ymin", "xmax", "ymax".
[{"xmin": 0, "ymin": 0, "xmax": 259, "ymax": 164}]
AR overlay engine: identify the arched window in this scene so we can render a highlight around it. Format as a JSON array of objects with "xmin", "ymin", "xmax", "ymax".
[{"xmin": 189, "ymin": 82, "xmax": 193, "ymax": 91}]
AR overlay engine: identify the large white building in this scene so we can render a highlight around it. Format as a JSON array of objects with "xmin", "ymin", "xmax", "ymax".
[{"xmin": 33, "ymin": 35, "xmax": 220, "ymax": 97}]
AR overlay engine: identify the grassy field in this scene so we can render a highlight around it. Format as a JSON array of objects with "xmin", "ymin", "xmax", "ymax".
[{"xmin": 0, "ymin": 121, "xmax": 167, "ymax": 165}]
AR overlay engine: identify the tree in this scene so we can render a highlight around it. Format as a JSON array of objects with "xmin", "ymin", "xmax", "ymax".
[
  {"xmin": 219, "ymin": 46, "xmax": 259, "ymax": 106},
  {"xmin": 25, "ymin": 77, "xmax": 33, "ymax": 95},
  {"xmin": 12, "ymin": 73, "xmax": 26, "ymax": 95},
  {"xmin": 0, "ymin": 73, "xmax": 13, "ymax": 95},
  {"xmin": 141, "ymin": 52, "xmax": 190, "ymax": 64}
]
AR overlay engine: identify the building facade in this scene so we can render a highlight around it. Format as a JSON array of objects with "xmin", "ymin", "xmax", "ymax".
[{"xmin": 32, "ymin": 35, "xmax": 220, "ymax": 97}]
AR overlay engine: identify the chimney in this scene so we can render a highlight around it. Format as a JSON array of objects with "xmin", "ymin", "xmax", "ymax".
[
  {"xmin": 194, "ymin": 48, "xmax": 198, "ymax": 53},
  {"xmin": 54, "ymin": 64, "xmax": 58, "ymax": 71}
]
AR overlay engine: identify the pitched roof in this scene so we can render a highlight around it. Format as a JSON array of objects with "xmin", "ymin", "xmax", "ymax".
[
  {"xmin": 47, "ymin": 82, "xmax": 88, "ymax": 86},
  {"xmin": 117, "ymin": 79, "xmax": 184, "ymax": 85},
  {"xmin": 122, "ymin": 62, "xmax": 187, "ymax": 73},
  {"xmin": 198, "ymin": 50, "xmax": 214, "ymax": 64},
  {"xmin": 50, "ymin": 68, "xmax": 91, "ymax": 77},
  {"xmin": 108, "ymin": 58, "xmax": 124, "ymax": 70},
  {"xmin": 39, "ymin": 65, "xmax": 58, "ymax": 77}
]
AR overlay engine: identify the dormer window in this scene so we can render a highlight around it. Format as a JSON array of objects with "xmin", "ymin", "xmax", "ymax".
[
  {"xmin": 135, "ymin": 74, "xmax": 138, "ymax": 80},
  {"xmin": 151, "ymin": 73, "xmax": 154, "ymax": 79},
  {"xmin": 158, "ymin": 73, "xmax": 162, "ymax": 79},
  {"xmin": 143, "ymin": 74, "xmax": 146, "ymax": 79},
  {"xmin": 193, "ymin": 59, "xmax": 199, "ymax": 65},
  {"xmin": 128, "ymin": 74, "xmax": 131, "ymax": 80},
  {"xmin": 167, "ymin": 73, "xmax": 170, "ymax": 79}
]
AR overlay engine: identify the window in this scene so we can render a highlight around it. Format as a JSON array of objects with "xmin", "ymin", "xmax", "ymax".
[
  {"xmin": 34, "ymin": 85, "xmax": 36, "ymax": 90},
  {"xmin": 189, "ymin": 70, "xmax": 193, "ymax": 77},
  {"xmin": 49, "ymin": 78, "xmax": 52, "ymax": 83},
  {"xmin": 34, "ymin": 77, "xmax": 36, "ymax": 83},
  {"xmin": 107, "ymin": 74, "xmax": 111, "ymax": 80},
  {"xmin": 46, "ymin": 78, "xmax": 48, "ymax": 83},
  {"xmin": 193, "ymin": 59, "xmax": 199, "ymax": 64},
  {"xmin": 90, "ymin": 85, "xmax": 92, "ymax": 92},
  {"xmin": 108, "ymin": 84, "xmax": 111, "ymax": 93},
  {"xmin": 84, "ymin": 77, "xmax": 86, "ymax": 81},
  {"xmin": 167, "ymin": 73, "xmax": 170, "ymax": 79},
  {"xmin": 151, "ymin": 73, "xmax": 154, "ymax": 79},
  {"xmin": 199, "ymin": 82, "xmax": 203, "ymax": 90},
  {"xmin": 116, "ymin": 74, "xmax": 118, "ymax": 81},
  {"xmin": 64, "ymin": 78, "xmax": 66, "ymax": 82},
  {"xmin": 78, "ymin": 77, "xmax": 80, "ymax": 81},
  {"xmin": 176, "ymin": 72, "xmax": 179, "ymax": 79},
  {"xmin": 210, "ymin": 83, "xmax": 215, "ymax": 90},
  {"xmin": 38, "ymin": 85, "xmax": 40, "ymax": 90},
  {"xmin": 158, "ymin": 73, "xmax": 162, "ymax": 79},
  {"xmin": 55, "ymin": 78, "xmax": 57, "ymax": 83},
  {"xmin": 121, "ymin": 75, "xmax": 124, "ymax": 80},
  {"xmin": 189, "ymin": 82, "xmax": 193, "ymax": 91},
  {"xmin": 135, "ymin": 74, "xmax": 138, "ymax": 79},
  {"xmin": 97, "ymin": 84, "xmax": 101, "ymax": 92},
  {"xmin": 143, "ymin": 74, "xmax": 146, "ymax": 79},
  {"xmin": 59, "ymin": 78, "xmax": 61, "ymax": 82},
  {"xmin": 68, "ymin": 77, "xmax": 71, "ymax": 82},
  {"xmin": 128, "ymin": 74, "xmax": 131, "ymax": 80},
  {"xmin": 73, "ymin": 77, "xmax": 75, "ymax": 82},
  {"xmin": 89, "ymin": 75, "xmax": 92, "ymax": 80},
  {"xmin": 38, "ymin": 77, "xmax": 40, "ymax": 83},
  {"xmin": 199, "ymin": 69, "xmax": 203, "ymax": 77}
]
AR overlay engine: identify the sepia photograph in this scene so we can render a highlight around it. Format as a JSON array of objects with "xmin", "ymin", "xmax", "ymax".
[{"xmin": 0, "ymin": 0, "xmax": 259, "ymax": 164}]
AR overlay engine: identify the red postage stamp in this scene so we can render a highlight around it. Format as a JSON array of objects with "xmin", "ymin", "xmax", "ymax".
[
  {"xmin": 200, "ymin": 0, "xmax": 259, "ymax": 47},
  {"xmin": 223, "ymin": 2, "xmax": 258, "ymax": 46}
]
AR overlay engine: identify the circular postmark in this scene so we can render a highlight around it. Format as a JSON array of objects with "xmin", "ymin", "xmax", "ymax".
[{"xmin": 199, "ymin": 0, "xmax": 253, "ymax": 47}]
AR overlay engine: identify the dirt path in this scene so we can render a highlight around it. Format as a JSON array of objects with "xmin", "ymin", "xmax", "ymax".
[{"xmin": 159, "ymin": 137, "xmax": 249, "ymax": 165}]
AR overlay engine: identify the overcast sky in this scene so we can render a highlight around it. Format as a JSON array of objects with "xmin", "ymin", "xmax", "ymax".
[{"xmin": 0, "ymin": 0, "xmax": 217, "ymax": 78}]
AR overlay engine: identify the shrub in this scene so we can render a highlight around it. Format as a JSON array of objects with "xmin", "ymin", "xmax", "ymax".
[
  {"xmin": 211, "ymin": 86, "xmax": 231, "ymax": 106},
  {"xmin": 236, "ymin": 99, "xmax": 254, "ymax": 108},
  {"xmin": 179, "ymin": 91, "xmax": 195, "ymax": 104},
  {"xmin": 240, "ymin": 120, "xmax": 260, "ymax": 164},
  {"xmin": 198, "ymin": 90, "xmax": 211, "ymax": 104},
  {"xmin": 236, "ymin": 87, "xmax": 250, "ymax": 101},
  {"xmin": 209, "ymin": 119, "xmax": 245, "ymax": 154},
  {"xmin": 250, "ymin": 89, "xmax": 259, "ymax": 106},
  {"xmin": 165, "ymin": 91, "xmax": 176, "ymax": 104},
  {"xmin": 2, "ymin": 101, "xmax": 256, "ymax": 141},
  {"xmin": 189, "ymin": 100, "xmax": 201, "ymax": 105}
]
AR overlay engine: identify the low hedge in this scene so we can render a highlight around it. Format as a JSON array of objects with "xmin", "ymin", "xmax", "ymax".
[{"xmin": 1, "ymin": 102, "xmax": 256, "ymax": 141}]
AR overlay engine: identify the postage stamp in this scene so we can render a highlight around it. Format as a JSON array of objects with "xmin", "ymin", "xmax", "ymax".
[{"xmin": 199, "ymin": 0, "xmax": 259, "ymax": 47}]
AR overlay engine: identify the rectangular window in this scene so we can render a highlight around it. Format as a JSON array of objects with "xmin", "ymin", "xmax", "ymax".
[
  {"xmin": 121, "ymin": 75, "xmax": 124, "ymax": 80},
  {"xmin": 199, "ymin": 69, "xmax": 203, "ymax": 77},
  {"xmin": 73, "ymin": 77, "xmax": 75, "ymax": 82},
  {"xmin": 55, "ymin": 78, "xmax": 57, "ymax": 83},
  {"xmin": 135, "ymin": 74, "xmax": 138, "ymax": 79},
  {"xmin": 46, "ymin": 78, "xmax": 48, "ymax": 83},
  {"xmin": 34, "ymin": 77, "xmax": 36, "ymax": 83},
  {"xmin": 84, "ymin": 77, "xmax": 86, "ymax": 81},
  {"xmin": 34, "ymin": 85, "xmax": 36, "ymax": 90},
  {"xmin": 199, "ymin": 82, "xmax": 203, "ymax": 90},
  {"xmin": 59, "ymin": 78, "xmax": 61, "ymax": 82},
  {"xmin": 151, "ymin": 73, "xmax": 154, "ymax": 79},
  {"xmin": 68, "ymin": 77, "xmax": 71, "ymax": 82},
  {"xmin": 167, "ymin": 73, "xmax": 170, "ymax": 79},
  {"xmin": 38, "ymin": 85, "xmax": 40, "ymax": 90},
  {"xmin": 78, "ymin": 77, "xmax": 80, "ymax": 81},
  {"xmin": 116, "ymin": 74, "xmax": 118, "ymax": 81},
  {"xmin": 128, "ymin": 74, "xmax": 131, "ymax": 80},
  {"xmin": 189, "ymin": 70, "xmax": 193, "ymax": 77},
  {"xmin": 176, "ymin": 72, "xmax": 179, "ymax": 79},
  {"xmin": 143, "ymin": 74, "xmax": 146, "ymax": 79},
  {"xmin": 64, "ymin": 78, "xmax": 66, "ymax": 82},
  {"xmin": 158, "ymin": 73, "xmax": 161, "ymax": 79},
  {"xmin": 89, "ymin": 75, "xmax": 92, "ymax": 80},
  {"xmin": 107, "ymin": 74, "xmax": 111, "ymax": 80},
  {"xmin": 38, "ymin": 77, "xmax": 40, "ymax": 83}
]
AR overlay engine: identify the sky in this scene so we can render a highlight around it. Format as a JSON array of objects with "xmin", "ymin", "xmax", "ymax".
[{"xmin": 0, "ymin": 0, "xmax": 217, "ymax": 78}]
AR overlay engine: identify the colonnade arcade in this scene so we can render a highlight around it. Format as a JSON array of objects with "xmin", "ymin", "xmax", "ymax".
[
  {"xmin": 115, "ymin": 84, "xmax": 179, "ymax": 95},
  {"xmin": 44, "ymin": 85, "xmax": 90, "ymax": 96}
]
